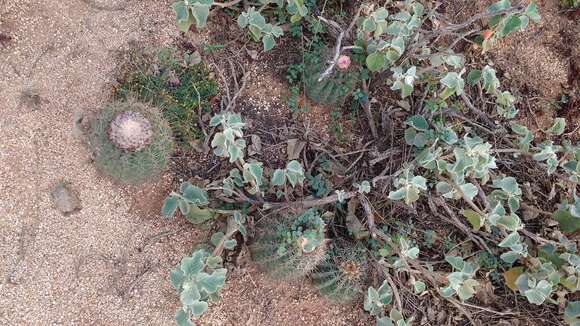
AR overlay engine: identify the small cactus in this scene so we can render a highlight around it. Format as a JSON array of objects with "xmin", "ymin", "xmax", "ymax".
[
  {"xmin": 88, "ymin": 101, "xmax": 173, "ymax": 184},
  {"xmin": 108, "ymin": 111, "xmax": 153, "ymax": 150},
  {"xmin": 304, "ymin": 49, "xmax": 359, "ymax": 106},
  {"xmin": 251, "ymin": 209, "xmax": 327, "ymax": 279},
  {"xmin": 312, "ymin": 241, "xmax": 369, "ymax": 303}
]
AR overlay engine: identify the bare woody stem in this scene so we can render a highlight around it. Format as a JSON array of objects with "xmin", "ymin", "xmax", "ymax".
[{"xmin": 317, "ymin": 7, "xmax": 363, "ymax": 81}]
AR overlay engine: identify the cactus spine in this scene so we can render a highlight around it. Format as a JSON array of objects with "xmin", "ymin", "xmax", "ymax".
[{"xmin": 312, "ymin": 241, "xmax": 369, "ymax": 302}]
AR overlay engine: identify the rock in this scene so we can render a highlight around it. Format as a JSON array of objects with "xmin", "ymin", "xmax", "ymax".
[{"xmin": 51, "ymin": 182, "xmax": 81, "ymax": 214}]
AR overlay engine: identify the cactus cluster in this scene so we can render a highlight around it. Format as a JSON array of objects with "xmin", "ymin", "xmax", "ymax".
[
  {"xmin": 251, "ymin": 209, "xmax": 328, "ymax": 279},
  {"xmin": 303, "ymin": 49, "xmax": 359, "ymax": 106},
  {"xmin": 88, "ymin": 100, "xmax": 173, "ymax": 185},
  {"xmin": 312, "ymin": 241, "xmax": 369, "ymax": 302}
]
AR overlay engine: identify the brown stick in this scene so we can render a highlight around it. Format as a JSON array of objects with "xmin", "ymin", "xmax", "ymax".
[{"xmin": 362, "ymin": 80, "xmax": 378, "ymax": 139}]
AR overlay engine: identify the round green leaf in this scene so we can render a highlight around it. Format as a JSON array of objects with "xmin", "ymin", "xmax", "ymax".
[{"xmin": 366, "ymin": 52, "xmax": 386, "ymax": 72}]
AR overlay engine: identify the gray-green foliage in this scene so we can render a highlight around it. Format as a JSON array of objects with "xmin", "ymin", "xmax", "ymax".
[
  {"xmin": 364, "ymin": 280, "xmax": 393, "ymax": 317},
  {"xmin": 271, "ymin": 160, "xmax": 306, "ymax": 188},
  {"xmin": 88, "ymin": 101, "xmax": 173, "ymax": 185},
  {"xmin": 162, "ymin": 182, "xmax": 216, "ymax": 225},
  {"xmin": 482, "ymin": 1, "xmax": 541, "ymax": 52},
  {"xmin": 312, "ymin": 242, "xmax": 368, "ymax": 302},
  {"xmin": 237, "ymin": 7, "xmax": 284, "ymax": 51},
  {"xmin": 251, "ymin": 209, "xmax": 327, "ymax": 279},
  {"xmin": 210, "ymin": 112, "xmax": 246, "ymax": 163},
  {"xmin": 171, "ymin": 249, "xmax": 226, "ymax": 326},
  {"xmin": 303, "ymin": 49, "xmax": 359, "ymax": 106},
  {"xmin": 172, "ymin": 0, "xmax": 213, "ymax": 32},
  {"xmin": 439, "ymin": 256, "xmax": 479, "ymax": 301},
  {"xmin": 377, "ymin": 309, "xmax": 412, "ymax": 326},
  {"xmin": 171, "ymin": 0, "xmax": 308, "ymax": 51},
  {"xmin": 566, "ymin": 301, "xmax": 580, "ymax": 326}
]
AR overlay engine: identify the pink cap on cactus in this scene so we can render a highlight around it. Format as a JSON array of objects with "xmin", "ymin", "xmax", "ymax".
[{"xmin": 337, "ymin": 55, "xmax": 351, "ymax": 70}]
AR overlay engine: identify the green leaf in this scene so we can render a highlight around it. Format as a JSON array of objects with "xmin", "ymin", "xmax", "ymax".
[
  {"xmin": 524, "ymin": 280, "xmax": 552, "ymax": 305},
  {"xmin": 210, "ymin": 232, "xmax": 224, "ymax": 247},
  {"xmin": 406, "ymin": 115, "xmax": 429, "ymax": 131},
  {"xmin": 224, "ymin": 239, "xmax": 237, "ymax": 250},
  {"xmin": 180, "ymin": 286, "xmax": 201, "ymax": 305},
  {"xmin": 172, "ymin": 2, "xmax": 194, "ymax": 32},
  {"xmin": 377, "ymin": 280, "xmax": 394, "ymax": 305},
  {"xmin": 286, "ymin": 160, "xmax": 305, "ymax": 187},
  {"xmin": 388, "ymin": 187, "xmax": 406, "ymax": 201},
  {"xmin": 461, "ymin": 209, "xmax": 482, "ymax": 230},
  {"xmin": 440, "ymin": 285, "xmax": 455, "ymax": 298},
  {"xmin": 185, "ymin": 205, "xmax": 215, "ymax": 225},
  {"xmin": 547, "ymin": 117, "xmax": 566, "ymax": 135},
  {"xmin": 178, "ymin": 200, "xmax": 190, "ymax": 215},
  {"xmin": 499, "ymin": 232, "xmax": 521, "ymax": 248},
  {"xmin": 413, "ymin": 280, "xmax": 426, "ymax": 293},
  {"xmin": 237, "ymin": 13, "xmax": 249, "ymax": 28},
  {"xmin": 366, "ymin": 52, "xmax": 386, "ymax": 72},
  {"xmin": 197, "ymin": 269, "xmax": 226, "ymax": 294},
  {"xmin": 460, "ymin": 183, "xmax": 479, "ymax": 201},
  {"xmin": 181, "ymin": 250, "xmax": 206, "ymax": 274},
  {"xmin": 181, "ymin": 182, "xmax": 209, "ymax": 205},
  {"xmin": 500, "ymin": 15, "xmax": 522, "ymax": 37},
  {"xmin": 175, "ymin": 309, "xmax": 193, "ymax": 326},
  {"xmin": 444, "ymin": 55, "xmax": 463, "ymax": 68},
  {"xmin": 191, "ymin": 3, "xmax": 211, "ymax": 28},
  {"xmin": 205, "ymin": 256, "xmax": 223, "ymax": 269},
  {"xmin": 538, "ymin": 244, "xmax": 566, "ymax": 268},
  {"xmin": 488, "ymin": 0, "xmax": 511, "ymax": 13},
  {"xmin": 440, "ymin": 72, "xmax": 464, "ymax": 97},
  {"xmin": 492, "ymin": 177, "xmax": 519, "ymax": 193},
  {"xmin": 170, "ymin": 268, "xmax": 185, "ymax": 289},
  {"xmin": 357, "ymin": 181, "xmax": 371, "ymax": 194},
  {"xmin": 565, "ymin": 301, "xmax": 580, "ymax": 326},
  {"xmin": 262, "ymin": 34, "xmax": 275, "ymax": 51},
  {"xmin": 554, "ymin": 209, "xmax": 580, "ymax": 233},
  {"xmin": 362, "ymin": 17, "xmax": 377, "ymax": 32},
  {"xmin": 525, "ymin": 2, "xmax": 541, "ymax": 22},
  {"xmin": 190, "ymin": 300, "xmax": 209, "ymax": 316},
  {"xmin": 377, "ymin": 317, "xmax": 393, "ymax": 326},
  {"xmin": 500, "ymin": 251, "xmax": 521, "ymax": 264},
  {"xmin": 162, "ymin": 196, "xmax": 180, "ymax": 217},
  {"xmin": 482, "ymin": 65, "xmax": 500, "ymax": 93},
  {"xmin": 467, "ymin": 69, "xmax": 482, "ymax": 86},
  {"xmin": 445, "ymin": 256, "xmax": 465, "ymax": 271},
  {"xmin": 457, "ymin": 279, "xmax": 478, "ymax": 301}
]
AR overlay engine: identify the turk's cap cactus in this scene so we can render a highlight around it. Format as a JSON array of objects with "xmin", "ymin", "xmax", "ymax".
[{"xmin": 108, "ymin": 111, "xmax": 153, "ymax": 151}]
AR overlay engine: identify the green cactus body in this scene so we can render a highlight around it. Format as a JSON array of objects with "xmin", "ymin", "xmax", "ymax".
[
  {"xmin": 303, "ymin": 50, "xmax": 358, "ymax": 106},
  {"xmin": 88, "ymin": 101, "xmax": 173, "ymax": 185},
  {"xmin": 312, "ymin": 241, "xmax": 369, "ymax": 302},
  {"xmin": 251, "ymin": 209, "xmax": 327, "ymax": 279}
]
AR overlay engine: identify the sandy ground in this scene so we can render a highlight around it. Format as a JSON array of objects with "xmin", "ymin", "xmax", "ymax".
[{"xmin": 0, "ymin": 0, "xmax": 367, "ymax": 325}]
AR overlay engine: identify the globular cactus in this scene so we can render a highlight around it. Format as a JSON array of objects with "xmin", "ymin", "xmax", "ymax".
[
  {"xmin": 312, "ymin": 241, "xmax": 369, "ymax": 303},
  {"xmin": 88, "ymin": 100, "xmax": 173, "ymax": 185},
  {"xmin": 304, "ymin": 49, "xmax": 358, "ymax": 106},
  {"xmin": 251, "ymin": 209, "xmax": 328, "ymax": 279}
]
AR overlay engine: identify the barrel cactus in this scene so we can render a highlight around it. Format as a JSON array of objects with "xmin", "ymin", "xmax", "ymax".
[
  {"xmin": 312, "ymin": 241, "xmax": 369, "ymax": 303},
  {"xmin": 88, "ymin": 101, "xmax": 173, "ymax": 184},
  {"xmin": 304, "ymin": 49, "xmax": 359, "ymax": 106},
  {"xmin": 251, "ymin": 209, "xmax": 328, "ymax": 279}
]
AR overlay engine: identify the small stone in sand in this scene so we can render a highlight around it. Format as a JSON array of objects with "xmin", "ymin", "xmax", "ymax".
[{"xmin": 51, "ymin": 182, "xmax": 81, "ymax": 214}]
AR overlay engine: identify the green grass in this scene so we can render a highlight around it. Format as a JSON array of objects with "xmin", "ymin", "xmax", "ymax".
[{"xmin": 114, "ymin": 48, "xmax": 219, "ymax": 148}]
